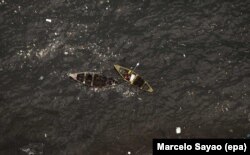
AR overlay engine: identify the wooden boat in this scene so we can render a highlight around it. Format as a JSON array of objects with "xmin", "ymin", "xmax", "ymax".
[
  {"xmin": 69, "ymin": 72, "xmax": 118, "ymax": 87},
  {"xmin": 114, "ymin": 64, "xmax": 153, "ymax": 92}
]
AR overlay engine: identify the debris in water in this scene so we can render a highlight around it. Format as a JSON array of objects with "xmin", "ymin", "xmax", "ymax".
[
  {"xmin": 39, "ymin": 76, "xmax": 44, "ymax": 80},
  {"xmin": 138, "ymin": 98, "xmax": 142, "ymax": 101},
  {"xmin": 44, "ymin": 133, "xmax": 47, "ymax": 138},
  {"xmin": 20, "ymin": 143, "xmax": 44, "ymax": 155},
  {"xmin": 176, "ymin": 127, "xmax": 181, "ymax": 134},
  {"xmin": 64, "ymin": 51, "xmax": 69, "ymax": 55},
  {"xmin": 128, "ymin": 151, "xmax": 131, "ymax": 155},
  {"xmin": 20, "ymin": 148, "xmax": 34, "ymax": 155},
  {"xmin": 183, "ymin": 53, "xmax": 186, "ymax": 58},
  {"xmin": 246, "ymin": 134, "xmax": 250, "ymax": 139},
  {"xmin": 46, "ymin": 19, "xmax": 52, "ymax": 23}
]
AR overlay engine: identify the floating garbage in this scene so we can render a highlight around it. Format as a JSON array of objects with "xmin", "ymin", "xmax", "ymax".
[
  {"xmin": 20, "ymin": 143, "xmax": 44, "ymax": 155},
  {"xmin": 64, "ymin": 51, "xmax": 69, "ymax": 55},
  {"xmin": 46, "ymin": 19, "xmax": 52, "ymax": 23},
  {"xmin": 176, "ymin": 127, "xmax": 181, "ymax": 134},
  {"xmin": 246, "ymin": 134, "xmax": 250, "ymax": 139},
  {"xmin": 39, "ymin": 76, "xmax": 44, "ymax": 80}
]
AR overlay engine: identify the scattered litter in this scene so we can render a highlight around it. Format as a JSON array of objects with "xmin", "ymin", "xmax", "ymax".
[
  {"xmin": 128, "ymin": 151, "xmax": 131, "ymax": 155},
  {"xmin": 176, "ymin": 127, "xmax": 181, "ymax": 134},
  {"xmin": 20, "ymin": 143, "xmax": 44, "ymax": 155},
  {"xmin": 39, "ymin": 76, "xmax": 44, "ymax": 80},
  {"xmin": 64, "ymin": 51, "xmax": 69, "ymax": 55},
  {"xmin": 46, "ymin": 19, "xmax": 52, "ymax": 23},
  {"xmin": 20, "ymin": 148, "xmax": 34, "ymax": 155},
  {"xmin": 138, "ymin": 97, "xmax": 142, "ymax": 101},
  {"xmin": 183, "ymin": 53, "xmax": 186, "ymax": 58},
  {"xmin": 0, "ymin": 0, "xmax": 6, "ymax": 5},
  {"xmin": 44, "ymin": 133, "xmax": 47, "ymax": 138},
  {"xmin": 246, "ymin": 134, "xmax": 250, "ymax": 139}
]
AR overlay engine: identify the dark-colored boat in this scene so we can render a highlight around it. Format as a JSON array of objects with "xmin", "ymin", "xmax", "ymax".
[{"xmin": 69, "ymin": 72, "xmax": 118, "ymax": 87}]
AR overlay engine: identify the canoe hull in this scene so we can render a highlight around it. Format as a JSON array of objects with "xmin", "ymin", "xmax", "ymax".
[
  {"xmin": 69, "ymin": 72, "xmax": 117, "ymax": 87},
  {"xmin": 114, "ymin": 64, "xmax": 153, "ymax": 93}
]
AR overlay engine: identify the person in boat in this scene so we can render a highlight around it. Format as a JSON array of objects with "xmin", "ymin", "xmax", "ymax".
[
  {"xmin": 124, "ymin": 71, "xmax": 136, "ymax": 83},
  {"xmin": 124, "ymin": 72, "xmax": 130, "ymax": 81}
]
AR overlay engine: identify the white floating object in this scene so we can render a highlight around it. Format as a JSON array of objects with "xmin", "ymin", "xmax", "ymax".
[
  {"xmin": 128, "ymin": 151, "xmax": 131, "ymax": 155},
  {"xmin": 183, "ymin": 53, "xmax": 186, "ymax": 58},
  {"xmin": 39, "ymin": 76, "xmax": 44, "ymax": 80},
  {"xmin": 44, "ymin": 133, "xmax": 47, "ymax": 138},
  {"xmin": 46, "ymin": 19, "xmax": 52, "ymax": 23},
  {"xmin": 64, "ymin": 51, "xmax": 69, "ymax": 55},
  {"xmin": 176, "ymin": 127, "xmax": 181, "ymax": 134}
]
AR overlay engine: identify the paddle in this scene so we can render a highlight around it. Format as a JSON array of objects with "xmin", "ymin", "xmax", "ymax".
[{"xmin": 132, "ymin": 62, "xmax": 140, "ymax": 71}]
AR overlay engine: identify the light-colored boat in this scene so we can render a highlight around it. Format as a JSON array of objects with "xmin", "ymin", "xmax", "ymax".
[{"xmin": 114, "ymin": 64, "xmax": 153, "ymax": 93}]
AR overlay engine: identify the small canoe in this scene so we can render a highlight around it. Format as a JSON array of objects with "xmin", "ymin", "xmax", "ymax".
[
  {"xmin": 114, "ymin": 64, "xmax": 153, "ymax": 93},
  {"xmin": 69, "ymin": 72, "xmax": 117, "ymax": 87}
]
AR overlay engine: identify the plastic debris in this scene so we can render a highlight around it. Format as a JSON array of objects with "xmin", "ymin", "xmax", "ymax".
[
  {"xmin": 176, "ymin": 127, "xmax": 181, "ymax": 134},
  {"xmin": 39, "ymin": 76, "xmax": 44, "ymax": 80},
  {"xmin": 20, "ymin": 143, "xmax": 44, "ymax": 155},
  {"xmin": 46, "ymin": 19, "xmax": 52, "ymax": 23},
  {"xmin": 128, "ymin": 151, "xmax": 131, "ymax": 155}
]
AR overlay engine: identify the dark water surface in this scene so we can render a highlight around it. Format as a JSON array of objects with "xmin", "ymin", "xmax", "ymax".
[{"xmin": 1, "ymin": 0, "xmax": 250, "ymax": 154}]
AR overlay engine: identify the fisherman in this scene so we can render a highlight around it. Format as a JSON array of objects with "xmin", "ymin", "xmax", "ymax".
[
  {"xmin": 124, "ymin": 72, "xmax": 131, "ymax": 81},
  {"xmin": 124, "ymin": 63, "xmax": 139, "ymax": 83},
  {"xmin": 124, "ymin": 71, "xmax": 136, "ymax": 83}
]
